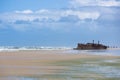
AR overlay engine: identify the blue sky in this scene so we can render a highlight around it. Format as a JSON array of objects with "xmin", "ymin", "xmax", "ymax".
[
  {"xmin": 0, "ymin": 0, "xmax": 120, "ymax": 47},
  {"xmin": 0, "ymin": 0, "xmax": 68, "ymax": 12}
]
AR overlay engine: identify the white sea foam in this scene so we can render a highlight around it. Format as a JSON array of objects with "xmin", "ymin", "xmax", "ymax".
[{"xmin": 0, "ymin": 46, "xmax": 72, "ymax": 52}]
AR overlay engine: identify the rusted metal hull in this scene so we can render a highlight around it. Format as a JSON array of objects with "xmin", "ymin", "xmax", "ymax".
[{"xmin": 74, "ymin": 43, "xmax": 107, "ymax": 50}]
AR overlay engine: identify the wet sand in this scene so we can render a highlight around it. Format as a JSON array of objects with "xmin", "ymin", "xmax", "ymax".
[{"xmin": 0, "ymin": 50, "xmax": 120, "ymax": 80}]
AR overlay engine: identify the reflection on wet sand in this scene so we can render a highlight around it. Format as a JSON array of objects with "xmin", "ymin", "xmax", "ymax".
[{"xmin": 0, "ymin": 50, "xmax": 120, "ymax": 80}]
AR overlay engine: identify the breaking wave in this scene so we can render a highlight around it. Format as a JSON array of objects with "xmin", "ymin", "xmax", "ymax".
[{"xmin": 0, "ymin": 46, "xmax": 72, "ymax": 52}]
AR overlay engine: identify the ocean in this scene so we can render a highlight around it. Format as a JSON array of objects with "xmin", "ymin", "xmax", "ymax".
[
  {"xmin": 65, "ymin": 49, "xmax": 120, "ymax": 56},
  {"xmin": 0, "ymin": 46, "xmax": 120, "ymax": 56}
]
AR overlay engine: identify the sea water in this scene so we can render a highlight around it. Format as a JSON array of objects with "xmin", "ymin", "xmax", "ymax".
[
  {"xmin": 0, "ymin": 46, "xmax": 72, "ymax": 52},
  {"xmin": 65, "ymin": 49, "xmax": 120, "ymax": 56},
  {"xmin": 1, "ymin": 46, "xmax": 120, "ymax": 56}
]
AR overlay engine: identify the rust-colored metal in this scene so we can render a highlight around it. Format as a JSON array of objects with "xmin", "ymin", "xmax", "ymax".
[{"xmin": 74, "ymin": 41, "xmax": 107, "ymax": 50}]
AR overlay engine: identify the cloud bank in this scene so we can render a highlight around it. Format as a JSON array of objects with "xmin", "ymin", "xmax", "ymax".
[
  {"xmin": 0, "ymin": 9, "xmax": 100, "ymax": 22},
  {"xmin": 0, "ymin": 9, "xmax": 101, "ymax": 31},
  {"xmin": 70, "ymin": 0, "xmax": 120, "ymax": 8},
  {"xmin": 0, "ymin": 0, "xmax": 119, "ymax": 32}
]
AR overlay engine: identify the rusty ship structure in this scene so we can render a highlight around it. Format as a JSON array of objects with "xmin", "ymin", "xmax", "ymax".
[{"xmin": 74, "ymin": 40, "xmax": 107, "ymax": 50}]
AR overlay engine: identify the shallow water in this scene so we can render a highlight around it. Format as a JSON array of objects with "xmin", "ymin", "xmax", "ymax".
[
  {"xmin": 65, "ymin": 49, "xmax": 120, "ymax": 56},
  {"xmin": 0, "ymin": 49, "xmax": 120, "ymax": 80},
  {"xmin": 1, "ymin": 58, "xmax": 120, "ymax": 80}
]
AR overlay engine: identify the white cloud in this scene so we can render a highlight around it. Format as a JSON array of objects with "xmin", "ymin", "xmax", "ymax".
[
  {"xmin": 70, "ymin": 0, "xmax": 120, "ymax": 7},
  {"xmin": 0, "ymin": 9, "xmax": 100, "ymax": 23},
  {"xmin": 63, "ymin": 10, "xmax": 100, "ymax": 20},
  {"xmin": 15, "ymin": 10, "xmax": 33, "ymax": 14},
  {"xmin": 0, "ymin": 9, "xmax": 101, "ymax": 31},
  {"xmin": 98, "ymin": 0, "xmax": 120, "ymax": 7},
  {"xmin": 35, "ymin": 9, "xmax": 49, "ymax": 13}
]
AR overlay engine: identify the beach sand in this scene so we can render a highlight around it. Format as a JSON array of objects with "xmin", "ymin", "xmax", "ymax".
[{"xmin": 0, "ymin": 50, "xmax": 120, "ymax": 80}]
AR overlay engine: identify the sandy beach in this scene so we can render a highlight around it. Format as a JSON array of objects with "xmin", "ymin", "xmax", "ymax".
[{"xmin": 0, "ymin": 50, "xmax": 120, "ymax": 80}]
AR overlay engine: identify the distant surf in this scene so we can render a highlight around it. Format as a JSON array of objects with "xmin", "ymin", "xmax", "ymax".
[{"xmin": 0, "ymin": 46, "xmax": 72, "ymax": 52}]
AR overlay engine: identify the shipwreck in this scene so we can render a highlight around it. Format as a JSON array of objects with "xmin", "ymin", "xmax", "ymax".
[{"xmin": 74, "ymin": 40, "xmax": 107, "ymax": 50}]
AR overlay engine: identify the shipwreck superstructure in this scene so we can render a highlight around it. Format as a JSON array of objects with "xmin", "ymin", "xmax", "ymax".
[{"xmin": 74, "ymin": 40, "xmax": 107, "ymax": 50}]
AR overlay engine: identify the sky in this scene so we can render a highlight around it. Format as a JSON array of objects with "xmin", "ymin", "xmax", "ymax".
[{"xmin": 0, "ymin": 0, "xmax": 120, "ymax": 47}]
